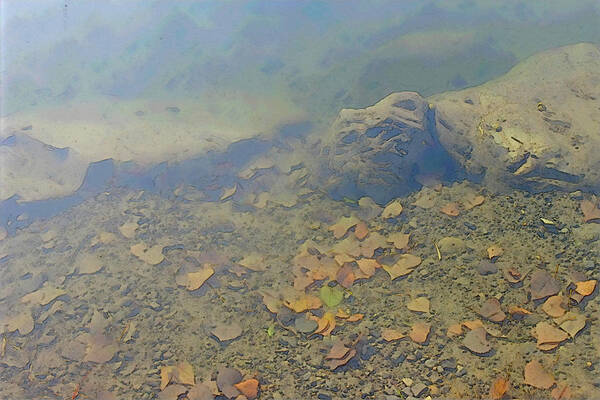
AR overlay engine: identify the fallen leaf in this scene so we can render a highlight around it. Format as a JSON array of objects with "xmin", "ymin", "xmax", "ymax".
[
  {"xmin": 21, "ymin": 285, "xmax": 66, "ymax": 306},
  {"xmin": 234, "ymin": 379, "xmax": 259, "ymax": 400},
  {"xmin": 489, "ymin": 377, "xmax": 510, "ymax": 400},
  {"xmin": 356, "ymin": 258, "xmax": 380, "ymax": 278},
  {"xmin": 346, "ymin": 314, "xmax": 363, "ymax": 322},
  {"xmin": 530, "ymin": 270, "xmax": 560, "ymax": 300},
  {"xmin": 329, "ymin": 216, "xmax": 359, "ymax": 239},
  {"xmin": 336, "ymin": 264, "xmax": 355, "ymax": 289},
  {"xmin": 524, "ymin": 360, "xmax": 554, "ymax": 389},
  {"xmin": 159, "ymin": 384, "xmax": 188, "ymax": 400},
  {"xmin": 119, "ymin": 222, "xmax": 138, "ymax": 239},
  {"xmin": 77, "ymin": 254, "xmax": 103, "ymax": 275},
  {"xmin": 542, "ymin": 296, "xmax": 566, "ymax": 318},
  {"xmin": 211, "ymin": 322, "xmax": 242, "ymax": 342},
  {"xmin": 130, "ymin": 243, "xmax": 164, "ymax": 265},
  {"xmin": 320, "ymin": 286, "xmax": 344, "ymax": 308},
  {"xmin": 479, "ymin": 298, "xmax": 506, "ymax": 322},
  {"xmin": 440, "ymin": 202, "xmax": 460, "ymax": 216},
  {"xmin": 334, "ymin": 253, "xmax": 354, "ymax": 266},
  {"xmin": 503, "ymin": 266, "xmax": 525, "ymax": 284},
  {"xmin": 283, "ymin": 294, "xmax": 322, "ymax": 313},
  {"xmin": 381, "ymin": 200, "xmax": 403, "ymax": 219},
  {"xmin": 407, "ymin": 297, "xmax": 430, "ymax": 313},
  {"xmin": 220, "ymin": 184, "xmax": 237, "ymax": 201},
  {"xmin": 555, "ymin": 312, "xmax": 586, "ymax": 338},
  {"xmin": 551, "ymin": 383, "xmax": 572, "ymax": 400},
  {"xmin": 508, "ymin": 306, "xmax": 532, "ymax": 317},
  {"xmin": 387, "ymin": 233, "xmax": 410, "ymax": 250},
  {"xmin": 354, "ymin": 221, "xmax": 369, "ymax": 240},
  {"xmin": 238, "ymin": 254, "xmax": 266, "ymax": 272},
  {"xmin": 446, "ymin": 323, "xmax": 463, "ymax": 338},
  {"xmin": 311, "ymin": 311, "xmax": 336, "ymax": 336},
  {"xmin": 409, "ymin": 322, "xmax": 430, "ymax": 344},
  {"xmin": 176, "ymin": 265, "xmax": 215, "ymax": 291},
  {"xmin": 187, "ymin": 383, "xmax": 215, "ymax": 400},
  {"xmin": 325, "ymin": 348, "xmax": 356, "ymax": 370},
  {"xmin": 382, "ymin": 328, "xmax": 406, "ymax": 342},
  {"xmin": 382, "ymin": 254, "xmax": 422, "ymax": 280},
  {"xmin": 487, "ymin": 245, "xmax": 503, "ymax": 259},
  {"xmin": 580, "ymin": 199, "xmax": 600, "ymax": 222},
  {"xmin": 216, "ymin": 367, "xmax": 242, "ymax": 398},
  {"xmin": 462, "ymin": 319, "xmax": 485, "ymax": 331},
  {"xmin": 326, "ymin": 341, "xmax": 351, "ymax": 359},
  {"xmin": 84, "ymin": 334, "xmax": 118, "ymax": 363},
  {"xmin": 358, "ymin": 197, "xmax": 382, "ymax": 219},
  {"xmin": 535, "ymin": 322, "xmax": 568, "ymax": 351},
  {"xmin": 575, "ymin": 280, "xmax": 597, "ymax": 296},
  {"xmin": 260, "ymin": 291, "xmax": 281, "ymax": 314},
  {"xmin": 463, "ymin": 194, "xmax": 485, "ymax": 210},
  {"xmin": 462, "ymin": 327, "xmax": 492, "ymax": 355}
]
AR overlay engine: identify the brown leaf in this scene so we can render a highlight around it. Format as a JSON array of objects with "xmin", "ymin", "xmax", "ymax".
[
  {"xmin": 381, "ymin": 328, "xmax": 406, "ymax": 342},
  {"xmin": 407, "ymin": 297, "xmax": 430, "ymax": 313},
  {"xmin": 535, "ymin": 322, "xmax": 568, "ymax": 350},
  {"xmin": 325, "ymin": 348, "xmax": 356, "ymax": 370},
  {"xmin": 260, "ymin": 291, "xmax": 281, "ymax": 314},
  {"xmin": 187, "ymin": 383, "xmax": 215, "ymax": 400},
  {"xmin": 524, "ymin": 360, "xmax": 554, "ymax": 389},
  {"xmin": 508, "ymin": 305, "xmax": 532, "ymax": 317},
  {"xmin": 409, "ymin": 322, "xmax": 430, "ymax": 344},
  {"xmin": 356, "ymin": 258, "xmax": 380, "ymax": 279},
  {"xmin": 530, "ymin": 270, "xmax": 560, "ymax": 300},
  {"xmin": 387, "ymin": 233, "xmax": 410, "ymax": 250},
  {"xmin": 382, "ymin": 254, "xmax": 422, "ymax": 280},
  {"xmin": 216, "ymin": 368, "xmax": 242, "ymax": 398},
  {"xmin": 130, "ymin": 243, "xmax": 164, "ymax": 265},
  {"xmin": 446, "ymin": 323, "xmax": 463, "ymax": 338},
  {"xmin": 336, "ymin": 264, "xmax": 355, "ymax": 289},
  {"xmin": 556, "ymin": 312, "xmax": 586, "ymax": 338},
  {"xmin": 479, "ymin": 298, "xmax": 506, "ymax": 322},
  {"xmin": 238, "ymin": 253, "xmax": 266, "ymax": 272},
  {"xmin": 463, "ymin": 194, "xmax": 485, "ymax": 210},
  {"xmin": 486, "ymin": 245, "xmax": 503, "ymax": 259},
  {"xmin": 84, "ymin": 334, "xmax": 118, "ymax": 364},
  {"xmin": 381, "ymin": 200, "xmax": 403, "ymax": 218},
  {"xmin": 580, "ymin": 199, "xmax": 600, "ymax": 222},
  {"xmin": 329, "ymin": 216, "xmax": 359, "ymax": 239},
  {"xmin": 326, "ymin": 341, "xmax": 351, "ymax": 359},
  {"xmin": 177, "ymin": 266, "xmax": 214, "ymax": 291},
  {"xmin": 345, "ymin": 313, "xmax": 363, "ymax": 322},
  {"xmin": 440, "ymin": 202, "xmax": 460, "ymax": 216},
  {"xmin": 503, "ymin": 266, "xmax": 525, "ymax": 284},
  {"xmin": 541, "ymin": 296, "xmax": 566, "ymax": 318},
  {"xmin": 283, "ymin": 294, "xmax": 322, "ymax": 313},
  {"xmin": 234, "ymin": 379, "xmax": 259, "ymax": 400},
  {"xmin": 158, "ymin": 384, "xmax": 188, "ymax": 400},
  {"xmin": 462, "ymin": 327, "xmax": 492, "ymax": 355},
  {"xmin": 211, "ymin": 322, "xmax": 243, "ymax": 342},
  {"xmin": 489, "ymin": 377, "xmax": 510, "ymax": 400},
  {"xmin": 354, "ymin": 221, "xmax": 369, "ymax": 240},
  {"xmin": 311, "ymin": 312, "xmax": 336, "ymax": 336},
  {"xmin": 575, "ymin": 280, "xmax": 597, "ymax": 296}
]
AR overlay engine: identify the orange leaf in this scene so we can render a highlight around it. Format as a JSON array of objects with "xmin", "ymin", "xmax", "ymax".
[
  {"xmin": 381, "ymin": 328, "xmax": 405, "ymax": 342},
  {"xmin": 580, "ymin": 199, "xmax": 600, "ymax": 222},
  {"xmin": 487, "ymin": 245, "xmax": 504, "ymax": 259},
  {"xmin": 336, "ymin": 264, "xmax": 355, "ymax": 289},
  {"xmin": 356, "ymin": 258, "xmax": 380, "ymax": 278},
  {"xmin": 508, "ymin": 305, "xmax": 532, "ymax": 316},
  {"xmin": 575, "ymin": 280, "xmax": 597, "ymax": 296},
  {"xmin": 446, "ymin": 323, "xmax": 463, "ymax": 338},
  {"xmin": 440, "ymin": 202, "xmax": 460, "ymax": 216},
  {"xmin": 283, "ymin": 294, "xmax": 322, "ymax": 313},
  {"xmin": 354, "ymin": 221, "xmax": 369, "ymax": 240},
  {"xmin": 409, "ymin": 322, "xmax": 430, "ymax": 344},
  {"xmin": 346, "ymin": 313, "xmax": 364, "ymax": 322},
  {"xmin": 326, "ymin": 341, "xmax": 351, "ymax": 360},
  {"xmin": 234, "ymin": 379, "xmax": 259, "ymax": 400},
  {"xmin": 489, "ymin": 377, "xmax": 510, "ymax": 400},
  {"xmin": 329, "ymin": 216, "xmax": 359, "ymax": 239}
]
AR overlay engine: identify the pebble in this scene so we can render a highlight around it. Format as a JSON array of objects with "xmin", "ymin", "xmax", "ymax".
[
  {"xmin": 411, "ymin": 382, "xmax": 428, "ymax": 397},
  {"xmin": 441, "ymin": 358, "xmax": 457, "ymax": 371},
  {"xmin": 424, "ymin": 359, "xmax": 436, "ymax": 368},
  {"xmin": 402, "ymin": 378, "xmax": 414, "ymax": 387},
  {"xmin": 464, "ymin": 222, "xmax": 477, "ymax": 230},
  {"xmin": 317, "ymin": 394, "xmax": 331, "ymax": 400},
  {"xmin": 477, "ymin": 261, "xmax": 498, "ymax": 275}
]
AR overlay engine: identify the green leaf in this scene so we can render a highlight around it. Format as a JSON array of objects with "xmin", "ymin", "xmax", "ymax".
[
  {"xmin": 266, "ymin": 323, "xmax": 275, "ymax": 337},
  {"xmin": 319, "ymin": 286, "xmax": 343, "ymax": 308}
]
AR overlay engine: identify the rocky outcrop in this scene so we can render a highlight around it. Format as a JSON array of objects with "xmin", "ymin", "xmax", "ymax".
[
  {"xmin": 320, "ymin": 92, "xmax": 456, "ymax": 204},
  {"xmin": 322, "ymin": 43, "xmax": 600, "ymax": 202},
  {"xmin": 430, "ymin": 42, "xmax": 600, "ymax": 193}
]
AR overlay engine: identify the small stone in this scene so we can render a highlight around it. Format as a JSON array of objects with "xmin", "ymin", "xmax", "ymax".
[
  {"xmin": 441, "ymin": 358, "xmax": 457, "ymax": 371},
  {"xmin": 317, "ymin": 394, "xmax": 331, "ymax": 400},
  {"xmin": 456, "ymin": 367, "xmax": 467, "ymax": 377},
  {"xmin": 411, "ymin": 382, "xmax": 428, "ymax": 397},
  {"xmin": 424, "ymin": 359, "xmax": 436, "ymax": 368},
  {"xmin": 402, "ymin": 378, "xmax": 414, "ymax": 387},
  {"xmin": 401, "ymin": 387, "xmax": 413, "ymax": 397}
]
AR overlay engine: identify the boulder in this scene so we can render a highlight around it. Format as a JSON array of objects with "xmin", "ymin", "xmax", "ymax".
[
  {"xmin": 430, "ymin": 42, "xmax": 600, "ymax": 193},
  {"xmin": 321, "ymin": 92, "xmax": 457, "ymax": 204}
]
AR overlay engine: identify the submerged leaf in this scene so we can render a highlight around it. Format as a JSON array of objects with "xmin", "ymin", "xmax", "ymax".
[
  {"xmin": 530, "ymin": 270, "xmax": 560, "ymax": 300},
  {"xmin": 320, "ymin": 286, "xmax": 344, "ymax": 308},
  {"xmin": 407, "ymin": 297, "xmax": 430, "ymax": 313},
  {"xmin": 524, "ymin": 360, "xmax": 554, "ymax": 389},
  {"xmin": 381, "ymin": 328, "xmax": 406, "ymax": 342},
  {"xmin": 381, "ymin": 200, "xmax": 403, "ymax": 218},
  {"xmin": 489, "ymin": 377, "xmax": 510, "ymax": 400},
  {"xmin": 409, "ymin": 322, "xmax": 430, "ymax": 344},
  {"xmin": 329, "ymin": 216, "xmax": 359, "ymax": 239},
  {"xmin": 462, "ymin": 327, "xmax": 491, "ymax": 355},
  {"xmin": 440, "ymin": 202, "xmax": 460, "ymax": 217},
  {"xmin": 382, "ymin": 254, "xmax": 421, "ymax": 280},
  {"xmin": 580, "ymin": 199, "xmax": 600, "ymax": 222},
  {"xmin": 234, "ymin": 379, "xmax": 259, "ymax": 400}
]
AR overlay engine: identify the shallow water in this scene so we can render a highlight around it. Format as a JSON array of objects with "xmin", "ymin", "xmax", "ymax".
[{"xmin": 1, "ymin": 1, "xmax": 600, "ymax": 400}]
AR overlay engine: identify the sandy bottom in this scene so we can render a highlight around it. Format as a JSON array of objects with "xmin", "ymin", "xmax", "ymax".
[{"xmin": 0, "ymin": 171, "xmax": 599, "ymax": 399}]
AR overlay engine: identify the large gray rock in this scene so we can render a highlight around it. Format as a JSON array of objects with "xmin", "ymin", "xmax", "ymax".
[
  {"xmin": 320, "ymin": 92, "xmax": 456, "ymax": 204},
  {"xmin": 430, "ymin": 42, "xmax": 600, "ymax": 193}
]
